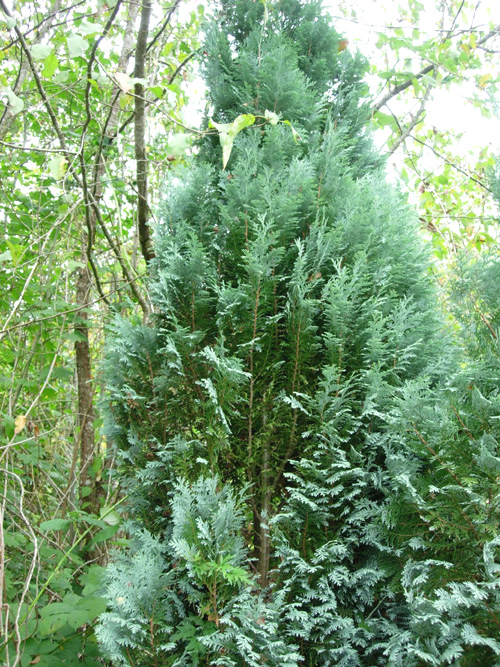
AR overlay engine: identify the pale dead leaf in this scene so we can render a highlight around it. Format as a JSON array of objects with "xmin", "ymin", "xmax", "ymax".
[
  {"xmin": 115, "ymin": 72, "xmax": 133, "ymax": 94},
  {"xmin": 14, "ymin": 415, "xmax": 26, "ymax": 434}
]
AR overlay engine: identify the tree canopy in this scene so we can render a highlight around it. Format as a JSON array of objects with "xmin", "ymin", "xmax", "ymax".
[{"xmin": 1, "ymin": 0, "xmax": 500, "ymax": 666}]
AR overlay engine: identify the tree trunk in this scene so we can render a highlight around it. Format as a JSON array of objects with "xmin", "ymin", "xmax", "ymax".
[
  {"xmin": 134, "ymin": 0, "xmax": 155, "ymax": 263},
  {"xmin": 254, "ymin": 440, "xmax": 272, "ymax": 587},
  {"xmin": 75, "ymin": 264, "xmax": 95, "ymax": 491},
  {"xmin": 74, "ymin": 0, "xmax": 140, "ymax": 500}
]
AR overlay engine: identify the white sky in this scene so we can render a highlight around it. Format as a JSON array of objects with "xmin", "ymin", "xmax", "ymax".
[
  {"xmin": 180, "ymin": 0, "xmax": 500, "ymax": 179},
  {"xmin": 326, "ymin": 0, "xmax": 500, "ymax": 154}
]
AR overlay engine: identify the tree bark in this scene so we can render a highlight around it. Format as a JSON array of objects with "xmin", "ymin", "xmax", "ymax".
[
  {"xmin": 134, "ymin": 0, "xmax": 155, "ymax": 263},
  {"xmin": 74, "ymin": 265, "xmax": 95, "ymax": 490},
  {"xmin": 72, "ymin": 1, "xmax": 141, "ymax": 508}
]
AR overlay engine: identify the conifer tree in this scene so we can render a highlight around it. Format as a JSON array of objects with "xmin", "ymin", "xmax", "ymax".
[{"xmin": 97, "ymin": 1, "xmax": 500, "ymax": 665}]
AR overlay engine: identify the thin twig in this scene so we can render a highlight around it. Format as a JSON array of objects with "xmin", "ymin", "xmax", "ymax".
[
  {"xmin": 0, "ymin": 140, "xmax": 77, "ymax": 154},
  {"xmin": 0, "ymin": 271, "xmax": 146, "ymax": 337},
  {"xmin": 410, "ymin": 136, "xmax": 492, "ymax": 192}
]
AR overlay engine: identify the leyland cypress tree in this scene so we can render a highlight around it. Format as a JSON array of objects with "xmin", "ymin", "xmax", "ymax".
[{"xmin": 95, "ymin": 1, "xmax": 498, "ymax": 665}]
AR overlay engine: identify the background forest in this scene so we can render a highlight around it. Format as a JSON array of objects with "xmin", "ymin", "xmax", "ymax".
[{"xmin": 1, "ymin": 0, "xmax": 500, "ymax": 665}]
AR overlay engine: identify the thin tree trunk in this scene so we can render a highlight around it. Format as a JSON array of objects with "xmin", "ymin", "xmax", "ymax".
[
  {"xmin": 74, "ymin": 264, "xmax": 95, "ymax": 490},
  {"xmin": 75, "ymin": 0, "xmax": 140, "ymax": 502},
  {"xmin": 258, "ymin": 447, "xmax": 272, "ymax": 587},
  {"xmin": 134, "ymin": 0, "xmax": 155, "ymax": 263}
]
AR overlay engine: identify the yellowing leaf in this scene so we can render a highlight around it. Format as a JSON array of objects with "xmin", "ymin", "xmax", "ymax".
[
  {"xmin": 14, "ymin": 415, "xmax": 26, "ymax": 434},
  {"xmin": 48, "ymin": 155, "xmax": 67, "ymax": 180},
  {"xmin": 119, "ymin": 94, "xmax": 132, "ymax": 109},
  {"xmin": 211, "ymin": 114, "xmax": 255, "ymax": 169},
  {"xmin": 478, "ymin": 73, "xmax": 492, "ymax": 89}
]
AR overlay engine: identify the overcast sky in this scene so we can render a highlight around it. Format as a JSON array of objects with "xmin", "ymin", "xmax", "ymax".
[{"xmin": 327, "ymin": 0, "xmax": 500, "ymax": 154}]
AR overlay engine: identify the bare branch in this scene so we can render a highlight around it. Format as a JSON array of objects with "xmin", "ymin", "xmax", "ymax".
[
  {"xmin": 0, "ymin": 140, "xmax": 77, "ymax": 154},
  {"xmin": 373, "ymin": 64, "xmax": 435, "ymax": 113},
  {"xmin": 411, "ymin": 135, "xmax": 492, "ymax": 192},
  {"xmin": 146, "ymin": 0, "xmax": 182, "ymax": 54},
  {"xmin": 372, "ymin": 23, "xmax": 500, "ymax": 113},
  {"xmin": 388, "ymin": 77, "xmax": 435, "ymax": 153},
  {"xmin": 169, "ymin": 50, "xmax": 197, "ymax": 85},
  {"xmin": 477, "ymin": 23, "xmax": 500, "ymax": 46},
  {"xmin": 0, "ymin": 271, "xmax": 147, "ymax": 338}
]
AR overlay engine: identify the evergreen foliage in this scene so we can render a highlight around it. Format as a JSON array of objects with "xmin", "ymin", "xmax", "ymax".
[
  {"xmin": 97, "ymin": 1, "xmax": 500, "ymax": 664},
  {"xmin": 97, "ymin": 478, "xmax": 299, "ymax": 665}
]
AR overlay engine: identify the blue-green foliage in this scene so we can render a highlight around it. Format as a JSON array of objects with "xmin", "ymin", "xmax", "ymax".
[
  {"xmin": 98, "ymin": 0, "xmax": 500, "ymax": 664},
  {"xmin": 97, "ymin": 478, "xmax": 299, "ymax": 665}
]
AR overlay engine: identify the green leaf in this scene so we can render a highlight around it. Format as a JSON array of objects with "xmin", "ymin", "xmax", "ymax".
[
  {"xmin": 0, "ymin": 250, "xmax": 11, "ymax": 264},
  {"xmin": 40, "ymin": 518, "xmax": 70, "ymax": 532},
  {"xmin": 80, "ymin": 565, "xmax": 105, "ymax": 595},
  {"xmin": 100, "ymin": 506, "xmax": 120, "ymax": 525},
  {"xmin": 42, "ymin": 53, "xmax": 58, "ymax": 78},
  {"xmin": 66, "ymin": 259, "xmax": 85, "ymax": 271},
  {"xmin": 92, "ymin": 524, "xmax": 119, "ymax": 543},
  {"xmin": 31, "ymin": 44, "xmax": 52, "ymax": 61},
  {"xmin": 52, "ymin": 367, "xmax": 73, "ymax": 380},
  {"xmin": 166, "ymin": 133, "xmax": 192, "ymax": 159},
  {"xmin": 38, "ymin": 613, "xmax": 69, "ymax": 636},
  {"xmin": 373, "ymin": 111, "xmax": 397, "ymax": 129},
  {"xmin": 5, "ymin": 90, "xmax": 24, "ymax": 115},
  {"xmin": 48, "ymin": 155, "xmax": 67, "ymax": 180},
  {"xmin": 64, "ymin": 331, "xmax": 87, "ymax": 343},
  {"xmin": 166, "ymin": 83, "xmax": 181, "ymax": 95},
  {"xmin": 210, "ymin": 114, "xmax": 255, "ymax": 169},
  {"xmin": 149, "ymin": 85, "xmax": 164, "ymax": 99},
  {"xmin": 6, "ymin": 240, "xmax": 23, "ymax": 265},
  {"xmin": 66, "ymin": 608, "xmax": 90, "ymax": 630},
  {"xmin": 39, "ymin": 602, "xmax": 74, "ymax": 635},
  {"xmin": 37, "ymin": 656, "xmax": 64, "ymax": 667},
  {"xmin": 92, "ymin": 455, "xmax": 103, "ymax": 473},
  {"xmin": 3, "ymin": 416, "xmax": 15, "ymax": 440},
  {"xmin": 54, "ymin": 70, "xmax": 70, "ymax": 83},
  {"xmin": 67, "ymin": 35, "xmax": 88, "ymax": 58},
  {"xmin": 119, "ymin": 94, "xmax": 132, "ymax": 109},
  {"xmin": 4, "ymin": 531, "xmax": 26, "ymax": 547},
  {"xmin": 77, "ymin": 595, "xmax": 107, "ymax": 617},
  {"xmin": 78, "ymin": 20, "xmax": 101, "ymax": 35}
]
